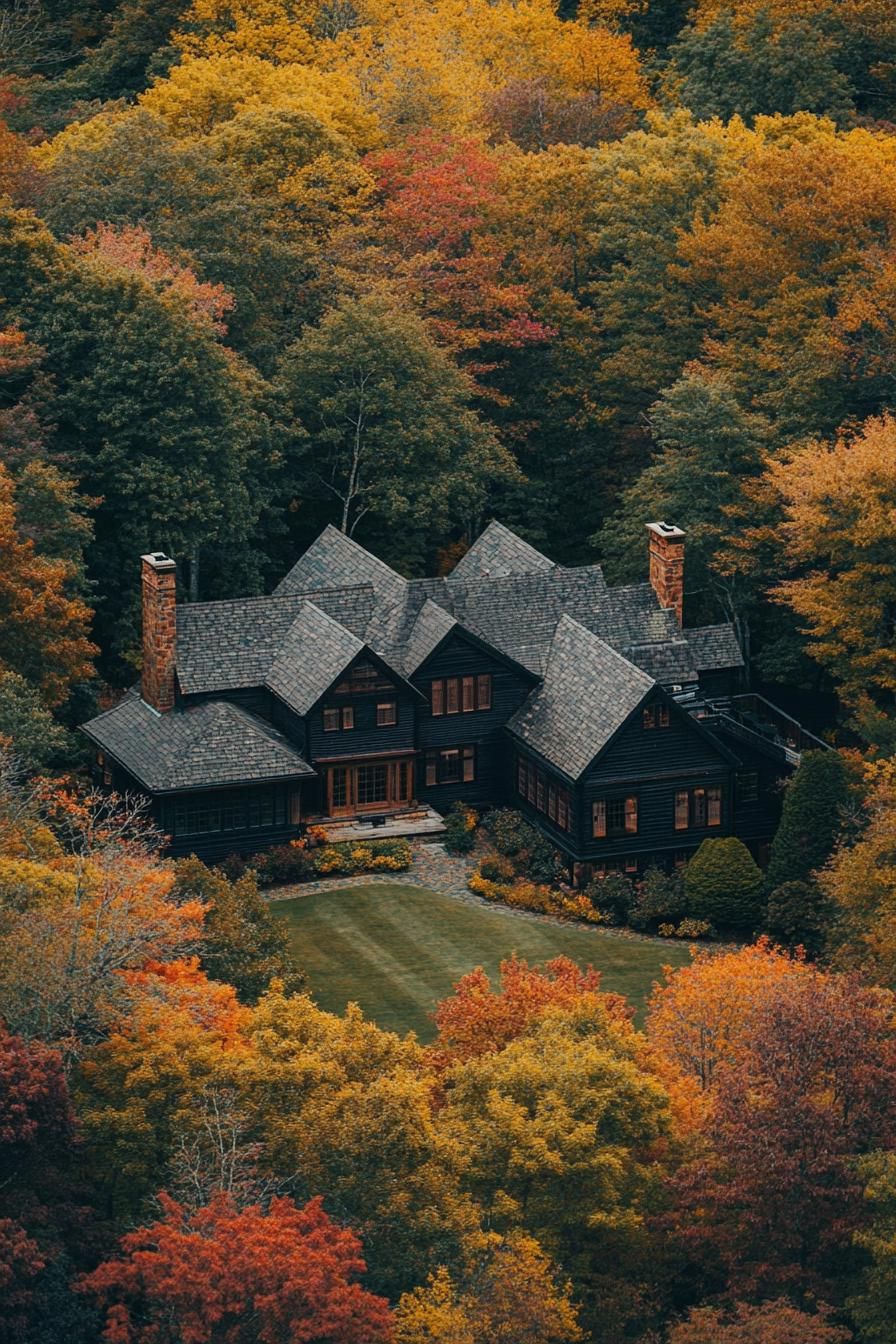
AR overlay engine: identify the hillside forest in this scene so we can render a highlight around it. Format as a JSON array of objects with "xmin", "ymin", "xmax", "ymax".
[{"xmin": 6, "ymin": 0, "xmax": 896, "ymax": 1341}]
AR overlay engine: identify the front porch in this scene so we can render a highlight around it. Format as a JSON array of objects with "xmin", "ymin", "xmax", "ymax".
[{"xmin": 309, "ymin": 804, "xmax": 446, "ymax": 843}]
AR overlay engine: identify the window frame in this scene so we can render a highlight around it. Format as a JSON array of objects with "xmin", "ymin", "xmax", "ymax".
[
  {"xmin": 424, "ymin": 745, "xmax": 476, "ymax": 787},
  {"xmin": 429, "ymin": 674, "xmax": 493, "ymax": 717},
  {"xmin": 376, "ymin": 701, "xmax": 397, "ymax": 727},
  {"xmin": 593, "ymin": 794, "xmax": 638, "ymax": 839}
]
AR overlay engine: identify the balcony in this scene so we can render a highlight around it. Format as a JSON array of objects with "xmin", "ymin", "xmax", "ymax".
[{"xmin": 694, "ymin": 692, "xmax": 829, "ymax": 766}]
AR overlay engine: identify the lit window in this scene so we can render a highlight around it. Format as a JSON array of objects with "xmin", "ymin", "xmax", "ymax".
[
  {"xmin": 674, "ymin": 791, "xmax": 689, "ymax": 831},
  {"xmin": 323, "ymin": 707, "xmax": 340, "ymax": 732},
  {"xmin": 376, "ymin": 702, "xmax": 397, "ymax": 727},
  {"xmin": 462, "ymin": 676, "xmax": 475, "ymax": 712},
  {"xmin": 643, "ymin": 706, "xmax": 656, "ymax": 729},
  {"xmin": 707, "ymin": 785, "xmax": 722, "ymax": 826},
  {"xmin": 431, "ymin": 682, "xmax": 444, "ymax": 716},
  {"xmin": 593, "ymin": 799, "xmax": 606, "ymax": 838},
  {"xmin": 625, "ymin": 795, "xmax": 638, "ymax": 834},
  {"xmin": 446, "ymin": 679, "xmax": 459, "ymax": 714},
  {"xmin": 477, "ymin": 674, "xmax": 492, "ymax": 710}
]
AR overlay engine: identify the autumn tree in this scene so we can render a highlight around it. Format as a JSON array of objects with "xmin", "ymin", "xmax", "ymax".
[
  {"xmin": 394, "ymin": 1233, "xmax": 582, "ymax": 1344},
  {"xmin": 668, "ymin": 969, "xmax": 896, "ymax": 1301},
  {"xmin": 764, "ymin": 414, "xmax": 896, "ymax": 703},
  {"xmin": 172, "ymin": 856, "xmax": 306, "ymax": 1002},
  {"xmin": 441, "ymin": 999, "xmax": 672, "ymax": 1339},
  {"xmin": 80, "ymin": 1193, "xmax": 394, "ymax": 1344},
  {"xmin": 277, "ymin": 291, "xmax": 515, "ymax": 556},
  {"xmin": 850, "ymin": 1151, "xmax": 896, "ymax": 1344},
  {"xmin": 0, "ymin": 202, "xmax": 274, "ymax": 663},
  {"xmin": 0, "ymin": 780, "xmax": 204, "ymax": 1053},
  {"xmin": 668, "ymin": 1298, "xmax": 851, "ymax": 1344},
  {"xmin": 429, "ymin": 953, "xmax": 617, "ymax": 1070},
  {"xmin": 821, "ymin": 762, "xmax": 896, "ymax": 988}
]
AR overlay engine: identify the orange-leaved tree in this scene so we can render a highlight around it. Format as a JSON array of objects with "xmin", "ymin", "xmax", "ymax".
[
  {"xmin": 429, "ymin": 953, "xmax": 624, "ymax": 1069},
  {"xmin": 80, "ymin": 1193, "xmax": 394, "ymax": 1344}
]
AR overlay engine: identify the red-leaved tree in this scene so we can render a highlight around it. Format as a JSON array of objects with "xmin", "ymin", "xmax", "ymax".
[{"xmin": 81, "ymin": 1193, "xmax": 394, "ymax": 1343}]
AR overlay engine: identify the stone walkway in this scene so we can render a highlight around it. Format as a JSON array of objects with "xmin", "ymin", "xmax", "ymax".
[{"xmin": 265, "ymin": 841, "xmax": 474, "ymax": 902}]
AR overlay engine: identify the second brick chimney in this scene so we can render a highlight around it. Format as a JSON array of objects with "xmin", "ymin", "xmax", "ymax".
[
  {"xmin": 646, "ymin": 522, "xmax": 685, "ymax": 626},
  {"xmin": 141, "ymin": 552, "xmax": 177, "ymax": 712}
]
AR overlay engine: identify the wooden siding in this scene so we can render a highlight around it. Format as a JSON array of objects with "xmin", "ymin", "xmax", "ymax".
[
  {"xmin": 414, "ymin": 632, "xmax": 534, "ymax": 807},
  {"xmin": 306, "ymin": 692, "xmax": 416, "ymax": 762}
]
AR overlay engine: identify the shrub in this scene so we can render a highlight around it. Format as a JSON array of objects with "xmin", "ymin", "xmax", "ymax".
[
  {"xmin": 584, "ymin": 873, "xmax": 633, "ymax": 924},
  {"xmin": 253, "ymin": 843, "xmax": 315, "ymax": 886},
  {"xmin": 468, "ymin": 869, "xmax": 605, "ymax": 924},
  {"xmin": 480, "ymin": 808, "xmax": 565, "ymax": 883},
  {"xmin": 657, "ymin": 917, "xmax": 714, "ymax": 940},
  {"xmin": 443, "ymin": 802, "xmax": 478, "ymax": 854},
  {"xmin": 684, "ymin": 837, "xmax": 763, "ymax": 931},
  {"xmin": 765, "ymin": 879, "xmax": 830, "ymax": 956},
  {"xmin": 312, "ymin": 838, "xmax": 413, "ymax": 877},
  {"xmin": 629, "ymin": 866, "xmax": 686, "ymax": 931},
  {"xmin": 478, "ymin": 852, "xmax": 517, "ymax": 882}
]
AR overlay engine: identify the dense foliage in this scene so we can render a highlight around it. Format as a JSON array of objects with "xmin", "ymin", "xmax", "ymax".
[{"xmin": 7, "ymin": 2, "xmax": 896, "ymax": 1339}]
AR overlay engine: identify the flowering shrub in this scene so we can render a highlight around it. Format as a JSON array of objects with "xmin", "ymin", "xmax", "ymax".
[
  {"xmin": 469, "ymin": 870, "xmax": 606, "ymax": 924},
  {"xmin": 443, "ymin": 802, "xmax": 478, "ymax": 854},
  {"xmin": 657, "ymin": 917, "xmax": 714, "ymax": 940},
  {"xmin": 313, "ymin": 838, "xmax": 412, "ymax": 877},
  {"xmin": 477, "ymin": 852, "xmax": 516, "ymax": 882},
  {"xmin": 223, "ymin": 837, "xmax": 412, "ymax": 886},
  {"xmin": 305, "ymin": 824, "xmax": 330, "ymax": 846}
]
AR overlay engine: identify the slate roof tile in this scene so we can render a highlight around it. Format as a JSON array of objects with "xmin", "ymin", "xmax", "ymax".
[
  {"xmin": 82, "ymin": 694, "xmax": 314, "ymax": 792},
  {"xmin": 507, "ymin": 615, "xmax": 655, "ymax": 779},
  {"xmin": 686, "ymin": 624, "xmax": 745, "ymax": 671},
  {"xmin": 265, "ymin": 601, "xmax": 364, "ymax": 716},
  {"xmin": 448, "ymin": 520, "xmax": 555, "ymax": 581}
]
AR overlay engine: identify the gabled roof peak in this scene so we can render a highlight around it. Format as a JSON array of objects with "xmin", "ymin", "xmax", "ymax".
[{"xmin": 448, "ymin": 520, "xmax": 555, "ymax": 582}]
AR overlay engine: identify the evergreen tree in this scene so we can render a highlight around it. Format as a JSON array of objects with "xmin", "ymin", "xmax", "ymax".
[
  {"xmin": 765, "ymin": 750, "xmax": 853, "ymax": 894},
  {"xmin": 685, "ymin": 837, "xmax": 763, "ymax": 931}
]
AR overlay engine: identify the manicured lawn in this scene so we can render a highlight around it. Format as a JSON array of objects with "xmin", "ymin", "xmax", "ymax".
[{"xmin": 271, "ymin": 882, "xmax": 692, "ymax": 1040}]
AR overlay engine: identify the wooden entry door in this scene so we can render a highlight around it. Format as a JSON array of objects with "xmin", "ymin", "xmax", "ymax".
[{"xmin": 327, "ymin": 759, "xmax": 413, "ymax": 817}]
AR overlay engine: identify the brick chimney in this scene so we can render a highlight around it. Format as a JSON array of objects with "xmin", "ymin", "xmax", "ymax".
[
  {"xmin": 141, "ymin": 552, "xmax": 177, "ymax": 711},
  {"xmin": 646, "ymin": 522, "xmax": 685, "ymax": 626}
]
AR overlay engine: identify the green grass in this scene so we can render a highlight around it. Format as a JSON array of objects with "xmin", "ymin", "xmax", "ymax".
[{"xmin": 271, "ymin": 882, "xmax": 692, "ymax": 1040}]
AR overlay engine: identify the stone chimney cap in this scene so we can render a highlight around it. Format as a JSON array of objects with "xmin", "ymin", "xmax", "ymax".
[
  {"xmin": 646, "ymin": 521, "xmax": 686, "ymax": 540},
  {"xmin": 142, "ymin": 552, "xmax": 177, "ymax": 571}
]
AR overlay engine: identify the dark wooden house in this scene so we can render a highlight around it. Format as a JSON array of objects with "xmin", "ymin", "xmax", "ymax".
[{"xmin": 81, "ymin": 521, "xmax": 822, "ymax": 874}]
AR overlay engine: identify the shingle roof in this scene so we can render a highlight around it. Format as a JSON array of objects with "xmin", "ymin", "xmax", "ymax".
[
  {"xmin": 507, "ymin": 615, "xmax": 655, "ymax": 778},
  {"xmin": 686, "ymin": 624, "xmax": 745, "ymax": 671},
  {"xmin": 449, "ymin": 520, "xmax": 555, "ymax": 581},
  {"xmin": 274, "ymin": 525, "xmax": 408, "ymax": 612},
  {"xmin": 400, "ymin": 599, "xmax": 457, "ymax": 676},
  {"xmin": 176, "ymin": 586, "xmax": 375, "ymax": 695},
  {"xmin": 82, "ymin": 695, "xmax": 314, "ymax": 793},
  {"xmin": 265, "ymin": 601, "xmax": 364, "ymax": 716}
]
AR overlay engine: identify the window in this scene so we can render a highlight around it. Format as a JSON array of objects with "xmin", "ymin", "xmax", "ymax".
[
  {"xmin": 376, "ymin": 702, "xmax": 397, "ymax": 727},
  {"xmin": 624, "ymin": 855, "xmax": 639, "ymax": 874},
  {"xmin": 643, "ymin": 703, "xmax": 671, "ymax": 729},
  {"xmin": 333, "ymin": 659, "xmax": 393, "ymax": 694},
  {"xmin": 425, "ymin": 746, "xmax": 475, "ymax": 786},
  {"xmin": 324, "ymin": 705, "xmax": 354, "ymax": 732},
  {"xmin": 674, "ymin": 786, "xmax": 723, "ymax": 830},
  {"xmin": 674, "ymin": 790, "xmax": 689, "ymax": 831},
  {"xmin": 516, "ymin": 754, "xmax": 572, "ymax": 832},
  {"xmin": 477, "ymin": 674, "xmax": 492, "ymax": 710},
  {"xmin": 174, "ymin": 788, "xmax": 287, "ymax": 836},
  {"xmin": 430, "ymin": 674, "xmax": 492, "ymax": 716},
  {"xmin": 737, "ymin": 771, "xmax": 760, "ymax": 804},
  {"xmin": 593, "ymin": 795, "xmax": 638, "ymax": 838}
]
